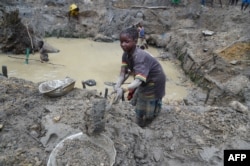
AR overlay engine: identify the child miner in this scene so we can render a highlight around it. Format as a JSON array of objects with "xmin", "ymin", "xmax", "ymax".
[{"xmin": 114, "ymin": 27, "xmax": 167, "ymax": 127}]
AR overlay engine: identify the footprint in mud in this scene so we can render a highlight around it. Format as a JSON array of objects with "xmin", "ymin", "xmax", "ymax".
[{"xmin": 46, "ymin": 133, "xmax": 58, "ymax": 145}]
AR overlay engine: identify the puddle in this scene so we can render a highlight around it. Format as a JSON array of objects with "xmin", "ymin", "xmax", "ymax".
[{"xmin": 0, "ymin": 37, "xmax": 188, "ymax": 102}]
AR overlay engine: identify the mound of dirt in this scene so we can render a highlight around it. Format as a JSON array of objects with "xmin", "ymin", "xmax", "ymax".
[{"xmin": 0, "ymin": 76, "xmax": 249, "ymax": 166}]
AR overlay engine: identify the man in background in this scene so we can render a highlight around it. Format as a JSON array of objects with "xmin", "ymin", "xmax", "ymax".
[{"xmin": 68, "ymin": 3, "xmax": 79, "ymax": 21}]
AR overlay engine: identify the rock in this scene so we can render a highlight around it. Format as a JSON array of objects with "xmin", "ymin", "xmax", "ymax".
[
  {"xmin": 203, "ymin": 48, "xmax": 208, "ymax": 52},
  {"xmin": 83, "ymin": 99, "xmax": 106, "ymax": 136},
  {"xmin": 162, "ymin": 130, "xmax": 173, "ymax": 139},
  {"xmin": 230, "ymin": 60, "xmax": 240, "ymax": 65},
  {"xmin": 134, "ymin": 152, "xmax": 145, "ymax": 159},
  {"xmin": 93, "ymin": 34, "xmax": 114, "ymax": 42},
  {"xmin": 194, "ymin": 135, "xmax": 205, "ymax": 145},
  {"xmin": 202, "ymin": 30, "xmax": 215, "ymax": 36},
  {"xmin": 223, "ymin": 75, "xmax": 249, "ymax": 95},
  {"xmin": 152, "ymin": 148, "xmax": 163, "ymax": 162},
  {"xmin": 199, "ymin": 146, "xmax": 219, "ymax": 162},
  {"xmin": 229, "ymin": 101, "xmax": 248, "ymax": 113},
  {"xmin": 30, "ymin": 130, "xmax": 39, "ymax": 138},
  {"xmin": 53, "ymin": 116, "xmax": 61, "ymax": 122}
]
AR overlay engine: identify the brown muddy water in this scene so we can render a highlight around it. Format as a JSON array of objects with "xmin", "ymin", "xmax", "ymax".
[{"xmin": 0, "ymin": 37, "xmax": 188, "ymax": 103}]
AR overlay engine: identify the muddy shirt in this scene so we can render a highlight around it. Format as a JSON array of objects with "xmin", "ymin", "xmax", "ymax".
[{"xmin": 122, "ymin": 47, "xmax": 166, "ymax": 99}]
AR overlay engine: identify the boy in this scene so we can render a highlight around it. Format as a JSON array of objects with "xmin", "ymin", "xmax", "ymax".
[
  {"xmin": 114, "ymin": 27, "xmax": 166, "ymax": 127},
  {"xmin": 137, "ymin": 23, "xmax": 148, "ymax": 49}
]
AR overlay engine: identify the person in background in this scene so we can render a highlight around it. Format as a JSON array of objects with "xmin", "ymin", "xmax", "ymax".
[
  {"xmin": 201, "ymin": 0, "xmax": 206, "ymax": 6},
  {"xmin": 172, "ymin": 0, "xmax": 180, "ymax": 6},
  {"xmin": 241, "ymin": 0, "xmax": 250, "ymax": 11},
  {"xmin": 38, "ymin": 41, "xmax": 49, "ymax": 62},
  {"xmin": 230, "ymin": 0, "xmax": 239, "ymax": 5},
  {"xmin": 68, "ymin": 3, "xmax": 79, "ymax": 21},
  {"xmin": 137, "ymin": 23, "xmax": 148, "ymax": 49},
  {"xmin": 113, "ymin": 27, "xmax": 167, "ymax": 127},
  {"xmin": 218, "ymin": 0, "xmax": 223, "ymax": 7}
]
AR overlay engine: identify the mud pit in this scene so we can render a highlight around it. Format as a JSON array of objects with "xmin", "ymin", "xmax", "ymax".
[{"xmin": 1, "ymin": 1, "xmax": 250, "ymax": 166}]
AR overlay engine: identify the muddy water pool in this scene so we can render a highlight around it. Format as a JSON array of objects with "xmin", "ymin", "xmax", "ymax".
[{"xmin": 0, "ymin": 37, "xmax": 189, "ymax": 103}]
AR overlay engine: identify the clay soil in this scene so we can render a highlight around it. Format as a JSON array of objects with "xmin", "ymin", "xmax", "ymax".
[
  {"xmin": 219, "ymin": 43, "xmax": 250, "ymax": 61},
  {"xmin": 0, "ymin": 74, "xmax": 250, "ymax": 166}
]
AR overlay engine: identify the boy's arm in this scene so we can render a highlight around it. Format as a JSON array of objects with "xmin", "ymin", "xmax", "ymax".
[
  {"xmin": 122, "ymin": 79, "xmax": 142, "ymax": 93},
  {"xmin": 114, "ymin": 66, "xmax": 128, "ymax": 90}
]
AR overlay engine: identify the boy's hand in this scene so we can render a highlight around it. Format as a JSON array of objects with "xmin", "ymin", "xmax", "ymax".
[
  {"xmin": 127, "ymin": 88, "xmax": 135, "ymax": 101},
  {"xmin": 113, "ymin": 87, "xmax": 123, "ymax": 103}
]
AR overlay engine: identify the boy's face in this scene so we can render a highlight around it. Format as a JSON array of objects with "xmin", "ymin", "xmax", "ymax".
[{"xmin": 120, "ymin": 33, "xmax": 137, "ymax": 53}]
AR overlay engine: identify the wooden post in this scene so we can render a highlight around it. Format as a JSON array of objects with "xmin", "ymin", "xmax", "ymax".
[
  {"xmin": 104, "ymin": 88, "xmax": 108, "ymax": 98},
  {"xmin": 2, "ymin": 65, "xmax": 8, "ymax": 78},
  {"xmin": 204, "ymin": 88, "xmax": 211, "ymax": 104}
]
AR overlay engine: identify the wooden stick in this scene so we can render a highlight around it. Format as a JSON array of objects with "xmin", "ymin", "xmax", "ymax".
[
  {"xmin": 131, "ymin": 6, "xmax": 169, "ymax": 9},
  {"xmin": 204, "ymin": 88, "xmax": 211, "ymax": 104},
  {"xmin": 25, "ymin": 23, "xmax": 34, "ymax": 54},
  {"xmin": 7, "ymin": 55, "xmax": 65, "ymax": 66},
  {"xmin": 106, "ymin": 93, "xmax": 116, "ymax": 111}
]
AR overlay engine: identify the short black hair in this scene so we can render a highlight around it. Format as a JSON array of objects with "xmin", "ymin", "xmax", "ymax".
[{"xmin": 120, "ymin": 27, "xmax": 138, "ymax": 40}]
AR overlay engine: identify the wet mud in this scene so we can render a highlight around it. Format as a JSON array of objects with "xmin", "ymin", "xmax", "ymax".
[{"xmin": 0, "ymin": 76, "xmax": 249, "ymax": 166}]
